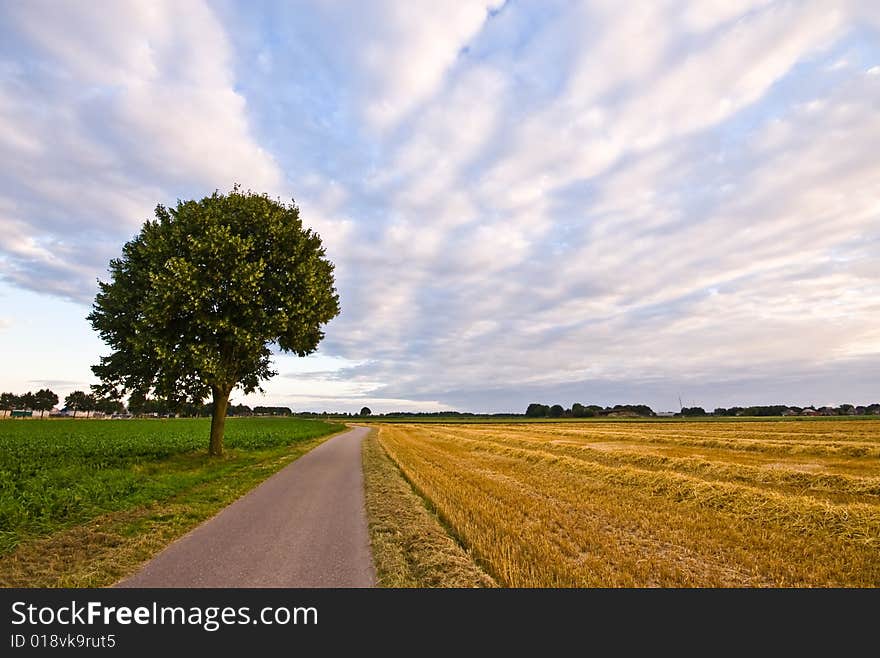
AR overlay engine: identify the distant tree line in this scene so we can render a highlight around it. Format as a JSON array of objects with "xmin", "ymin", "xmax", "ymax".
[
  {"xmin": 0, "ymin": 389, "xmax": 58, "ymax": 418},
  {"xmin": 0, "ymin": 387, "xmax": 265, "ymax": 419},
  {"xmin": 523, "ymin": 402, "xmax": 880, "ymax": 419},
  {"xmin": 526, "ymin": 403, "xmax": 656, "ymax": 418},
  {"xmin": 700, "ymin": 403, "xmax": 880, "ymax": 417},
  {"xmin": 5, "ymin": 388, "xmax": 879, "ymax": 421}
]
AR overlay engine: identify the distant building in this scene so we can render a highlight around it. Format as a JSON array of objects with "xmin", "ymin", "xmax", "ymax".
[
  {"xmin": 800, "ymin": 408, "xmax": 818, "ymax": 416},
  {"xmin": 656, "ymin": 411, "xmax": 676, "ymax": 417}
]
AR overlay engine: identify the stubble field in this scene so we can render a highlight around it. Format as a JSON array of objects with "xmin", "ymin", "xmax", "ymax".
[{"xmin": 376, "ymin": 420, "xmax": 880, "ymax": 587}]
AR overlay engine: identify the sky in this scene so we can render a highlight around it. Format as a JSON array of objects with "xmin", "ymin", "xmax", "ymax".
[{"xmin": 0, "ymin": 0, "xmax": 878, "ymax": 414}]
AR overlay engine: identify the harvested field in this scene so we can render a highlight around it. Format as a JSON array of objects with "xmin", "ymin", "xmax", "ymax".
[{"xmin": 376, "ymin": 421, "xmax": 880, "ymax": 587}]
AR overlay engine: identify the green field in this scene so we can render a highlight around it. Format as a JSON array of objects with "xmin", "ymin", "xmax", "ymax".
[{"xmin": 0, "ymin": 417, "xmax": 342, "ymax": 583}]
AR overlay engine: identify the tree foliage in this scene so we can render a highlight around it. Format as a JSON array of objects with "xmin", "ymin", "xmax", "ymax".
[
  {"xmin": 525, "ymin": 403, "xmax": 550, "ymax": 417},
  {"xmin": 33, "ymin": 388, "xmax": 59, "ymax": 418},
  {"xmin": 88, "ymin": 187, "xmax": 339, "ymax": 455},
  {"xmin": 680, "ymin": 406, "xmax": 707, "ymax": 417},
  {"xmin": 0, "ymin": 392, "xmax": 16, "ymax": 411},
  {"xmin": 525, "ymin": 402, "xmax": 654, "ymax": 418},
  {"xmin": 64, "ymin": 390, "xmax": 95, "ymax": 417}
]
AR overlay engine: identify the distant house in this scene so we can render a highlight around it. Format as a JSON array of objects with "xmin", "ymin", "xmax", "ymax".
[
  {"xmin": 781, "ymin": 408, "xmax": 798, "ymax": 416},
  {"xmin": 656, "ymin": 411, "xmax": 676, "ymax": 417},
  {"xmin": 800, "ymin": 408, "xmax": 818, "ymax": 416},
  {"xmin": 817, "ymin": 407, "xmax": 837, "ymax": 416}
]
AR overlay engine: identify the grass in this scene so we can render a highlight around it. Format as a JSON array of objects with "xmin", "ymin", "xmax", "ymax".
[
  {"xmin": 361, "ymin": 428, "xmax": 495, "ymax": 587},
  {"xmin": 376, "ymin": 420, "xmax": 880, "ymax": 587},
  {"xmin": 0, "ymin": 417, "xmax": 343, "ymax": 586}
]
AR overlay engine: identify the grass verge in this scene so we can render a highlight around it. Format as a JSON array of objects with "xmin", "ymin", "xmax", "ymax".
[
  {"xmin": 361, "ymin": 429, "xmax": 495, "ymax": 587},
  {"xmin": 0, "ymin": 430, "xmax": 340, "ymax": 587}
]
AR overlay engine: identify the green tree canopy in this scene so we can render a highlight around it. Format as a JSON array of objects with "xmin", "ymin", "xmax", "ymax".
[
  {"xmin": 360, "ymin": 406, "xmax": 372, "ymax": 416},
  {"xmin": 525, "ymin": 403, "xmax": 549, "ymax": 417},
  {"xmin": 549, "ymin": 404, "xmax": 565, "ymax": 418},
  {"xmin": 0, "ymin": 392, "xmax": 16, "ymax": 412},
  {"xmin": 94, "ymin": 397, "xmax": 125, "ymax": 415},
  {"xmin": 33, "ymin": 388, "xmax": 59, "ymax": 418},
  {"xmin": 88, "ymin": 187, "xmax": 340, "ymax": 455},
  {"xmin": 64, "ymin": 390, "xmax": 94, "ymax": 418},
  {"xmin": 20, "ymin": 391, "xmax": 36, "ymax": 411},
  {"xmin": 680, "ymin": 406, "xmax": 707, "ymax": 417},
  {"xmin": 126, "ymin": 390, "xmax": 147, "ymax": 416}
]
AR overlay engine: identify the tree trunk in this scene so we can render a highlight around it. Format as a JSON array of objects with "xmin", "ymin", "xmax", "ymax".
[{"xmin": 209, "ymin": 387, "xmax": 230, "ymax": 456}]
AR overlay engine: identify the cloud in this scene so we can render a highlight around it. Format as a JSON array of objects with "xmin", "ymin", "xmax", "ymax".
[
  {"xmin": 0, "ymin": 0, "xmax": 281, "ymax": 301},
  {"xmin": 315, "ymin": 1, "xmax": 880, "ymax": 409},
  {"xmin": 2, "ymin": 1, "xmax": 879, "ymax": 410},
  {"xmin": 27, "ymin": 379, "xmax": 83, "ymax": 388}
]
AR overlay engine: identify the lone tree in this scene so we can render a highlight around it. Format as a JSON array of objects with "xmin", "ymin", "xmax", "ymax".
[
  {"xmin": 359, "ymin": 406, "xmax": 372, "ymax": 417},
  {"xmin": 88, "ymin": 188, "xmax": 340, "ymax": 456}
]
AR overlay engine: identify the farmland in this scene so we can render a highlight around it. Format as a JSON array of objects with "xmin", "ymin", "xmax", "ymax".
[
  {"xmin": 0, "ymin": 417, "xmax": 342, "ymax": 586},
  {"xmin": 376, "ymin": 420, "xmax": 880, "ymax": 587}
]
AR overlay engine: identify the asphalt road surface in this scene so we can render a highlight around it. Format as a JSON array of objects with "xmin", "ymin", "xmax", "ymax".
[{"xmin": 117, "ymin": 425, "xmax": 375, "ymax": 587}]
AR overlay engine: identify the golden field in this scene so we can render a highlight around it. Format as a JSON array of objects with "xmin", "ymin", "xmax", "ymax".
[{"xmin": 376, "ymin": 420, "xmax": 880, "ymax": 587}]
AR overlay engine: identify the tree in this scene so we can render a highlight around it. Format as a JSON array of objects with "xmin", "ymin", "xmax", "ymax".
[
  {"xmin": 33, "ymin": 388, "xmax": 59, "ymax": 418},
  {"xmin": 20, "ymin": 391, "xmax": 36, "ymax": 411},
  {"xmin": 680, "ymin": 406, "xmax": 707, "ymax": 417},
  {"xmin": 228, "ymin": 403, "xmax": 252, "ymax": 417},
  {"xmin": 0, "ymin": 392, "xmax": 16, "ymax": 417},
  {"xmin": 88, "ymin": 187, "xmax": 340, "ymax": 456},
  {"xmin": 127, "ymin": 390, "xmax": 147, "ymax": 416},
  {"xmin": 571, "ymin": 402, "xmax": 586, "ymax": 418},
  {"xmin": 82, "ymin": 393, "xmax": 97, "ymax": 417},
  {"xmin": 95, "ymin": 396, "xmax": 125, "ymax": 415},
  {"xmin": 65, "ymin": 390, "xmax": 92, "ymax": 418},
  {"xmin": 549, "ymin": 404, "xmax": 565, "ymax": 418},
  {"xmin": 525, "ymin": 403, "xmax": 549, "ymax": 418},
  {"xmin": 360, "ymin": 406, "xmax": 372, "ymax": 417}
]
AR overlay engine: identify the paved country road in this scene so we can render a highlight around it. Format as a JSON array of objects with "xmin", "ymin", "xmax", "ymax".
[{"xmin": 117, "ymin": 425, "xmax": 375, "ymax": 588}]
